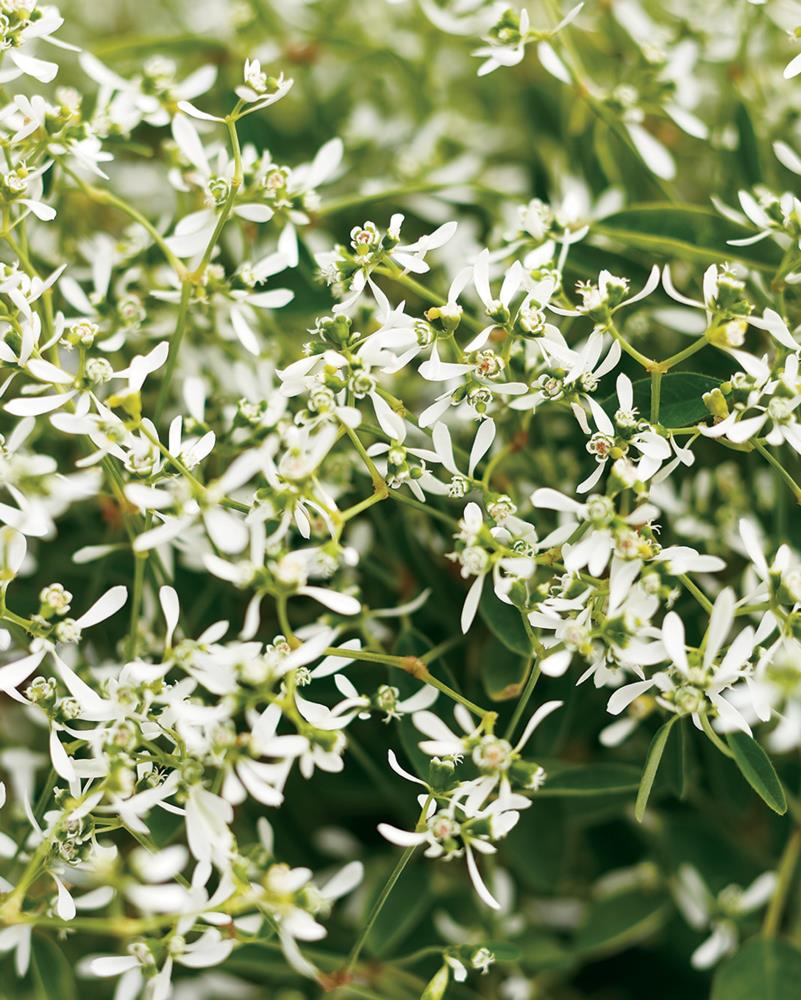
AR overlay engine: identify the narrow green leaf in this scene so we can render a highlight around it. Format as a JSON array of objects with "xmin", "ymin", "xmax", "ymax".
[
  {"xmin": 635, "ymin": 716, "xmax": 679, "ymax": 822},
  {"xmin": 32, "ymin": 935, "xmax": 77, "ymax": 1000},
  {"xmin": 712, "ymin": 938, "xmax": 801, "ymax": 1000},
  {"xmin": 535, "ymin": 762, "xmax": 641, "ymax": 797},
  {"xmin": 726, "ymin": 731, "xmax": 787, "ymax": 815},
  {"xmin": 734, "ymin": 102, "xmax": 762, "ymax": 186},
  {"xmin": 596, "ymin": 203, "xmax": 782, "ymax": 272}
]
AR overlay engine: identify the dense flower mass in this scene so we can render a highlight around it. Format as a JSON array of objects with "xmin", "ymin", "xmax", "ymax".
[{"xmin": 2, "ymin": 1, "xmax": 801, "ymax": 998}]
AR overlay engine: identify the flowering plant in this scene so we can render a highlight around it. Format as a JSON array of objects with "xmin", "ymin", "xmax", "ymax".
[{"xmin": 2, "ymin": 1, "xmax": 801, "ymax": 998}]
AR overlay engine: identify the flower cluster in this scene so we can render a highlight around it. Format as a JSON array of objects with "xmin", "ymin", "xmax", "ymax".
[{"xmin": 1, "ymin": 1, "xmax": 801, "ymax": 998}]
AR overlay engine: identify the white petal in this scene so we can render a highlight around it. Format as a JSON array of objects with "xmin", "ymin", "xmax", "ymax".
[
  {"xmin": 377, "ymin": 823, "xmax": 426, "ymax": 847},
  {"xmin": 461, "ymin": 573, "xmax": 485, "ymax": 633},
  {"xmin": 297, "ymin": 586, "xmax": 361, "ymax": 615},
  {"xmin": 514, "ymin": 700, "xmax": 562, "ymax": 751},
  {"xmin": 626, "ymin": 123, "xmax": 676, "ymax": 180},
  {"xmin": 661, "ymin": 611, "xmax": 688, "ymax": 673},
  {"xmin": 468, "ymin": 419, "xmax": 496, "ymax": 478},
  {"xmin": 465, "ymin": 846, "xmax": 500, "ymax": 909},
  {"xmin": 75, "ymin": 585, "xmax": 127, "ymax": 629},
  {"xmin": 607, "ymin": 680, "xmax": 655, "ymax": 715}
]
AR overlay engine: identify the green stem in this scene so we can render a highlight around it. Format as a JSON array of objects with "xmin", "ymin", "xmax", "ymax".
[
  {"xmin": 322, "ymin": 646, "xmax": 493, "ymax": 721},
  {"xmin": 340, "ymin": 490, "xmax": 389, "ymax": 523},
  {"xmin": 763, "ymin": 827, "xmax": 801, "ymax": 937},
  {"xmin": 419, "ymin": 634, "xmax": 466, "ymax": 665},
  {"xmin": 345, "ymin": 796, "xmax": 432, "ymax": 972},
  {"xmin": 276, "ymin": 594, "xmax": 296, "ymax": 645},
  {"xmin": 193, "ymin": 112, "xmax": 243, "ymax": 277},
  {"xmin": 389, "ymin": 490, "xmax": 459, "ymax": 529},
  {"xmin": 700, "ymin": 713, "xmax": 734, "ymax": 758},
  {"xmin": 155, "ymin": 279, "xmax": 192, "ymax": 421},
  {"xmin": 136, "ymin": 423, "xmax": 250, "ymax": 514},
  {"xmin": 679, "ymin": 574, "xmax": 714, "ymax": 614},
  {"xmin": 754, "ymin": 441, "xmax": 801, "ymax": 504},
  {"xmin": 650, "ymin": 369, "xmax": 662, "ymax": 424},
  {"xmin": 318, "ymin": 182, "xmax": 454, "ymax": 217},
  {"xmin": 373, "ymin": 265, "xmax": 483, "ymax": 333},
  {"xmin": 127, "ymin": 550, "xmax": 147, "ymax": 658},
  {"xmin": 59, "ymin": 161, "xmax": 185, "ymax": 276},
  {"xmin": 606, "ymin": 321, "xmax": 655, "ymax": 370},
  {"xmin": 658, "ymin": 334, "xmax": 709, "ymax": 372},
  {"xmin": 342, "ymin": 422, "xmax": 389, "ymax": 490},
  {"xmin": 503, "ymin": 659, "xmax": 542, "ymax": 741}
]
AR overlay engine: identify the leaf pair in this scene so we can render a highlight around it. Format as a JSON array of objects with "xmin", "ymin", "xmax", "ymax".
[{"xmin": 636, "ymin": 719, "xmax": 787, "ymax": 821}]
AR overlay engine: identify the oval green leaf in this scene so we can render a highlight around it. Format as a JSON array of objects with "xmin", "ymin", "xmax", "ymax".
[
  {"xmin": 602, "ymin": 372, "xmax": 720, "ymax": 428},
  {"xmin": 726, "ymin": 731, "xmax": 787, "ymax": 815},
  {"xmin": 712, "ymin": 938, "xmax": 801, "ymax": 1000},
  {"xmin": 478, "ymin": 590, "xmax": 531, "ymax": 656}
]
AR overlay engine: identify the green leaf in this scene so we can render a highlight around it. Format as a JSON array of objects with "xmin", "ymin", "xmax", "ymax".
[
  {"xmin": 734, "ymin": 102, "xmax": 762, "ymax": 186},
  {"xmin": 478, "ymin": 590, "xmax": 530, "ymax": 656},
  {"xmin": 726, "ymin": 731, "xmax": 787, "ymax": 815},
  {"xmin": 535, "ymin": 762, "xmax": 641, "ymax": 797},
  {"xmin": 574, "ymin": 888, "xmax": 671, "ymax": 956},
  {"xmin": 480, "ymin": 637, "xmax": 528, "ymax": 701},
  {"xmin": 601, "ymin": 372, "xmax": 720, "ymax": 428},
  {"xmin": 636, "ymin": 716, "xmax": 679, "ymax": 821},
  {"xmin": 421, "ymin": 964, "xmax": 450, "ymax": 1000},
  {"xmin": 595, "ymin": 203, "xmax": 782, "ymax": 272},
  {"xmin": 712, "ymin": 938, "xmax": 801, "ymax": 1000},
  {"xmin": 661, "ymin": 713, "xmax": 689, "ymax": 799},
  {"xmin": 31, "ymin": 935, "xmax": 77, "ymax": 1000}
]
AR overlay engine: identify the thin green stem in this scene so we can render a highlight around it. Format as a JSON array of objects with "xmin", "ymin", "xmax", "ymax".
[
  {"xmin": 193, "ymin": 111, "xmax": 243, "ymax": 277},
  {"xmin": 341, "ymin": 490, "xmax": 389, "ymax": 523},
  {"xmin": 390, "ymin": 490, "xmax": 459, "ymax": 529},
  {"xmin": 754, "ymin": 441, "xmax": 801, "ymax": 504},
  {"xmin": 679, "ymin": 574, "xmax": 714, "ymax": 614},
  {"xmin": 419, "ymin": 634, "xmax": 466, "ymax": 666},
  {"xmin": 342, "ymin": 422, "xmax": 389, "ymax": 490},
  {"xmin": 606, "ymin": 321, "xmax": 655, "ymax": 370},
  {"xmin": 276, "ymin": 594, "xmax": 296, "ymax": 645},
  {"xmin": 345, "ymin": 796, "xmax": 432, "ymax": 972},
  {"xmin": 658, "ymin": 334, "xmax": 709, "ymax": 372},
  {"xmin": 700, "ymin": 713, "xmax": 734, "ymax": 758},
  {"xmin": 155, "ymin": 280, "xmax": 192, "ymax": 421},
  {"xmin": 127, "ymin": 550, "xmax": 147, "ymax": 658},
  {"xmin": 373, "ymin": 265, "xmax": 483, "ymax": 333},
  {"xmin": 763, "ymin": 827, "xmax": 801, "ymax": 937},
  {"xmin": 59, "ymin": 160, "xmax": 185, "ymax": 276},
  {"xmin": 504, "ymin": 659, "xmax": 542, "ymax": 741},
  {"xmin": 322, "ymin": 646, "xmax": 493, "ymax": 721},
  {"xmin": 650, "ymin": 369, "xmax": 662, "ymax": 423}
]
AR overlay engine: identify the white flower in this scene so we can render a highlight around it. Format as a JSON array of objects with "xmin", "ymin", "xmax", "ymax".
[
  {"xmin": 607, "ymin": 588, "xmax": 757, "ymax": 734},
  {"xmin": 673, "ymin": 864, "xmax": 776, "ymax": 968}
]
